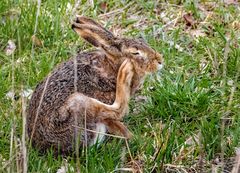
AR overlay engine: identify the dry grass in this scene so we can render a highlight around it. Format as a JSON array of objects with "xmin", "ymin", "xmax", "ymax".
[{"xmin": 0, "ymin": 0, "xmax": 240, "ymax": 172}]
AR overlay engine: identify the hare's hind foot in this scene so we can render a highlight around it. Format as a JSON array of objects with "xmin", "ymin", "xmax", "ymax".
[
  {"xmin": 89, "ymin": 122, "xmax": 107, "ymax": 146},
  {"xmin": 91, "ymin": 119, "xmax": 132, "ymax": 146},
  {"xmin": 88, "ymin": 120, "xmax": 132, "ymax": 146},
  {"xmin": 102, "ymin": 119, "xmax": 132, "ymax": 139}
]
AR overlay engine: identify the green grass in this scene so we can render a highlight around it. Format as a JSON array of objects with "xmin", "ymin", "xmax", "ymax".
[{"xmin": 0, "ymin": 0, "xmax": 240, "ymax": 172}]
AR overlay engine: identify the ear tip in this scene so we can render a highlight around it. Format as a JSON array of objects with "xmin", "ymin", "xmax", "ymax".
[
  {"xmin": 74, "ymin": 16, "xmax": 93, "ymax": 24},
  {"xmin": 73, "ymin": 15, "xmax": 84, "ymax": 24},
  {"xmin": 71, "ymin": 22, "xmax": 84, "ymax": 30},
  {"xmin": 71, "ymin": 23, "xmax": 77, "ymax": 30}
]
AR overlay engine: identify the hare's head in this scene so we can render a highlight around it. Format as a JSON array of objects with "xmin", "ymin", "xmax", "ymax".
[{"xmin": 72, "ymin": 16, "xmax": 163, "ymax": 91}]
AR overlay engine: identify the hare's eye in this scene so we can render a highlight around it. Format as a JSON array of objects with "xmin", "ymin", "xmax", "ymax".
[{"xmin": 131, "ymin": 52, "xmax": 139, "ymax": 55}]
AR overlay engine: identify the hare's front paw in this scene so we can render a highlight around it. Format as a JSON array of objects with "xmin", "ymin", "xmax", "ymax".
[{"xmin": 119, "ymin": 59, "xmax": 134, "ymax": 86}]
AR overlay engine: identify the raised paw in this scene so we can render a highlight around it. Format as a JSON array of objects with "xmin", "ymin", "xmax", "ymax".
[{"xmin": 118, "ymin": 59, "xmax": 134, "ymax": 86}]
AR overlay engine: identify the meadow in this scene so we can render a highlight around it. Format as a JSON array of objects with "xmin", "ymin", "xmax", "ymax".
[{"xmin": 0, "ymin": 0, "xmax": 240, "ymax": 172}]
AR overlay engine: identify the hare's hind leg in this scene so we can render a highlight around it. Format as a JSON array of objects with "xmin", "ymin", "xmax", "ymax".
[{"xmin": 69, "ymin": 59, "xmax": 134, "ymax": 122}]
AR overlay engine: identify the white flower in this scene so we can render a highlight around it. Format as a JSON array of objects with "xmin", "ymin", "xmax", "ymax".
[{"xmin": 5, "ymin": 40, "xmax": 16, "ymax": 56}]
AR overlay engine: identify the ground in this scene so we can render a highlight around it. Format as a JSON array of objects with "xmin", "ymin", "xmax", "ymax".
[{"xmin": 0, "ymin": 0, "xmax": 240, "ymax": 172}]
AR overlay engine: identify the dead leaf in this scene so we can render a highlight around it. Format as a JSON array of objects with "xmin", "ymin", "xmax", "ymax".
[
  {"xmin": 4, "ymin": 8, "xmax": 20, "ymax": 21},
  {"xmin": 199, "ymin": 2, "xmax": 217, "ymax": 11},
  {"xmin": 199, "ymin": 59, "xmax": 208, "ymax": 73},
  {"xmin": 134, "ymin": 95, "xmax": 148, "ymax": 103},
  {"xmin": 227, "ymin": 79, "xmax": 234, "ymax": 86},
  {"xmin": 185, "ymin": 132, "xmax": 200, "ymax": 146},
  {"xmin": 125, "ymin": 159, "xmax": 144, "ymax": 173},
  {"xmin": 232, "ymin": 21, "xmax": 240, "ymax": 30},
  {"xmin": 5, "ymin": 40, "xmax": 16, "ymax": 56},
  {"xmin": 99, "ymin": 2, "xmax": 107, "ymax": 11},
  {"xmin": 20, "ymin": 89, "xmax": 33, "ymax": 99},
  {"xmin": 31, "ymin": 35, "xmax": 43, "ymax": 47},
  {"xmin": 160, "ymin": 12, "xmax": 171, "ymax": 24},
  {"xmin": 183, "ymin": 13, "xmax": 196, "ymax": 27},
  {"xmin": 168, "ymin": 41, "xmax": 184, "ymax": 52},
  {"xmin": 188, "ymin": 29, "xmax": 206, "ymax": 38},
  {"xmin": 6, "ymin": 90, "xmax": 15, "ymax": 100}
]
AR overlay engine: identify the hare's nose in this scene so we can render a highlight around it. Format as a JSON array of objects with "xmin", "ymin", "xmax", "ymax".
[{"xmin": 157, "ymin": 56, "xmax": 164, "ymax": 71}]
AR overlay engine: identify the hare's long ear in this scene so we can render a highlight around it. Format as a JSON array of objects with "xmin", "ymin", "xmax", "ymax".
[
  {"xmin": 72, "ymin": 17, "xmax": 122, "ymax": 57},
  {"xmin": 74, "ymin": 16, "xmax": 113, "ymax": 35}
]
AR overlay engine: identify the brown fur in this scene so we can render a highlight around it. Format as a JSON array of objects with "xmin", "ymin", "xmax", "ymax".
[{"xmin": 27, "ymin": 16, "xmax": 163, "ymax": 154}]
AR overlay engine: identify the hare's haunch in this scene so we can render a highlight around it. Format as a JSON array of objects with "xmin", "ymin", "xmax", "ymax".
[{"xmin": 27, "ymin": 16, "xmax": 163, "ymax": 154}]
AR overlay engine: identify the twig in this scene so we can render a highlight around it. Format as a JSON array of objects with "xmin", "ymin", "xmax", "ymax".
[
  {"xmin": 9, "ymin": 118, "xmax": 14, "ymax": 173},
  {"xmin": 205, "ymin": 47, "xmax": 219, "ymax": 77},
  {"xmin": 222, "ymin": 37, "xmax": 230, "ymax": 87},
  {"xmin": 111, "ymin": 168, "xmax": 134, "ymax": 172},
  {"xmin": 71, "ymin": 0, "xmax": 81, "ymax": 167},
  {"xmin": 164, "ymin": 164, "xmax": 188, "ymax": 173},
  {"xmin": 31, "ymin": 0, "xmax": 41, "ymax": 58},
  {"xmin": 9, "ymin": 37, "xmax": 16, "ymax": 173},
  {"xmin": 84, "ymin": 106, "xmax": 87, "ymax": 173},
  {"xmin": 227, "ymin": 65, "xmax": 240, "ymax": 111},
  {"xmin": 73, "ymin": 55, "xmax": 80, "ymax": 173},
  {"xmin": 120, "ymin": 146, "xmax": 126, "ymax": 170},
  {"xmin": 98, "ymin": 2, "xmax": 134, "ymax": 18},
  {"xmin": 30, "ymin": 75, "xmax": 50, "ymax": 143},
  {"xmin": 71, "ymin": 0, "xmax": 81, "ymax": 22},
  {"xmin": 21, "ymin": 87, "xmax": 28, "ymax": 173},
  {"xmin": 158, "ymin": 2, "xmax": 183, "ymax": 8},
  {"xmin": 29, "ymin": 0, "xmax": 43, "ymax": 147},
  {"xmin": 125, "ymin": 139, "xmax": 142, "ymax": 173},
  {"xmin": 220, "ymin": 34, "xmax": 231, "ymax": 172},
  {"xmin": 2, "ymin": 154, "xmax": 17, "ymax": 171},
  {"xmin": 220, "ymin": 118, "xmax": 226, "ymax": 172}
]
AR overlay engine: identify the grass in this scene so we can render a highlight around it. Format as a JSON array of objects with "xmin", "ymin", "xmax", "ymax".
[{"xmin": 0, "ymin": 0, "xmax": 240, "ymax": 172}]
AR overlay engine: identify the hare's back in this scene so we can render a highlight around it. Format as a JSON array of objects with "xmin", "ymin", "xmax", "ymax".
[
  {"xmin": 27, "ymin": 51, "xmax": 118, "ymax": 152},
  {"xmin": 29, "ymin": 50, "xmax": 118, "ymax": 116}
]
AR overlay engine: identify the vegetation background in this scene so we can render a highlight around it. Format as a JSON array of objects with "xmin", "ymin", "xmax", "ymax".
[{"xmin": 0, "ymin": 0, "xmax": 239, "ymax": 172}]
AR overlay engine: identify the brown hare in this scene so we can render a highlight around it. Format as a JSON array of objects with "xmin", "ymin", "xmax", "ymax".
[{"xmin": 27, "ymin": 16, "xmax": 163, "ymax": 154}]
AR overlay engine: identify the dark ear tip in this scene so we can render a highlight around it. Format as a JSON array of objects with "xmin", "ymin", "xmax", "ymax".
[
  {"xmin": 71, "ymin": 23, "xmax": 76, "ymax": 30},
  {"xmin": 74, "ymin": 15, "xmax": 85, "ymax": 24},
  {"xmin": 72, "ymin": 22, "xmax": 81, "ymax": 31},
  {"xmin": 75, "ymin": 16, "xmax": 81, "ymax": 23}
]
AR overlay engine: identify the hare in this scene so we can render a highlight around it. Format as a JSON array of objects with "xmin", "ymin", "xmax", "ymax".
[{"xmin": 27, "ymin": 16, "xmax": 163, "ymax": 154}]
